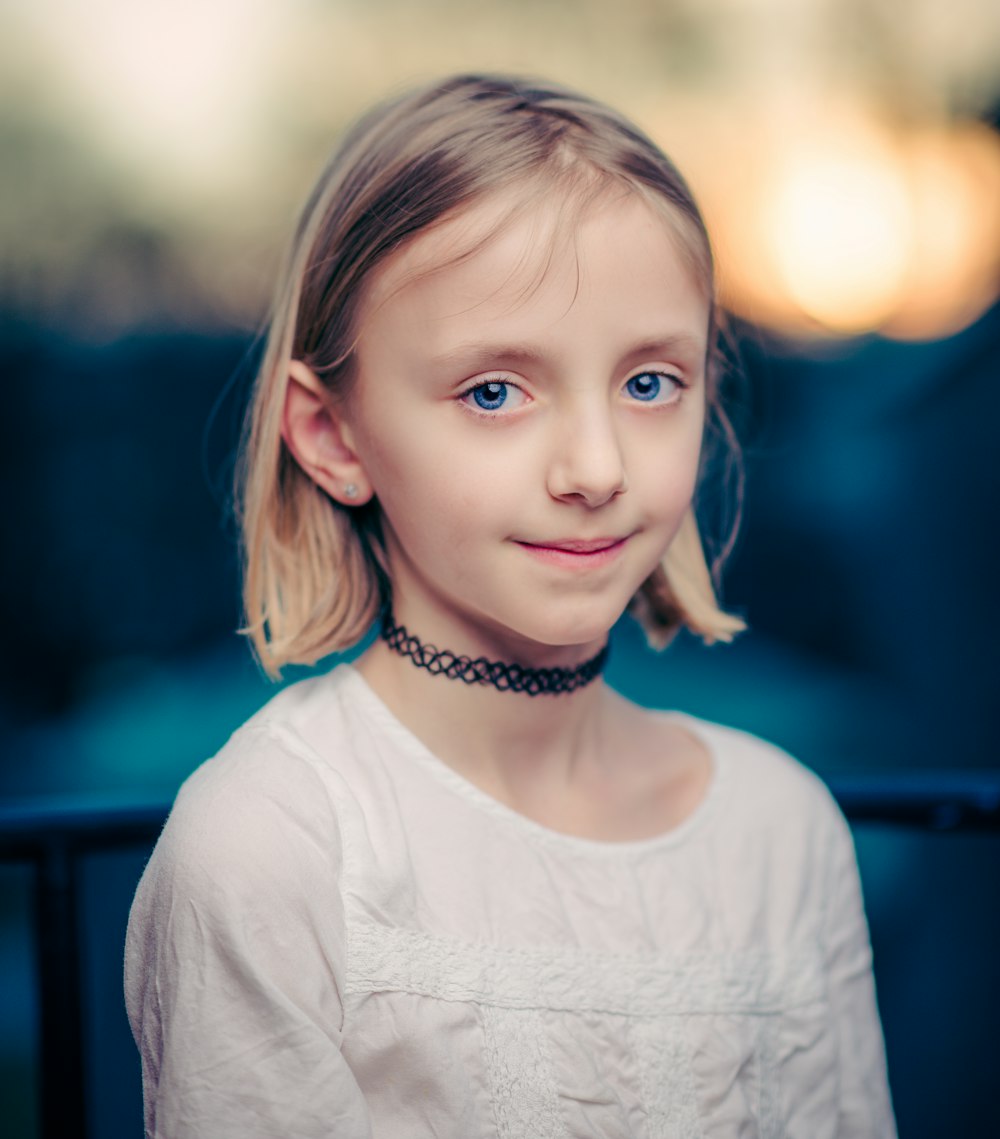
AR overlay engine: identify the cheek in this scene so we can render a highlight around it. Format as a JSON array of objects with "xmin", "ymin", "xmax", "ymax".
[
  {"xmin": 362, "ymin": 432, "xmax": 504, "ymax": 556},
  {"xmin": 638, "ymin": 420, "xmax": 704, "ymax": 513},
  {"xmin": 364, "ymin": 410, "xmax": 522, "ymax": 505}
]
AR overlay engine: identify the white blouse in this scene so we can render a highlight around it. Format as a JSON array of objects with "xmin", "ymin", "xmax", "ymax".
[{"xmin": 125, "ymin": 665, "xmax": 896, "ymax": 1138}]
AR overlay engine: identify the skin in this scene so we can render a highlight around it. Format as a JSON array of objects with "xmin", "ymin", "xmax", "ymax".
[{"xmin": 283, "ymin": 188, "xmax": 714, "ymax": 841}]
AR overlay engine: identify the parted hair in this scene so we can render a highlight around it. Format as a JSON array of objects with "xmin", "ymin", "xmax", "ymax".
[{"xmin": 238, "ymin": 73, "xmax": 746, "ymax": 676}]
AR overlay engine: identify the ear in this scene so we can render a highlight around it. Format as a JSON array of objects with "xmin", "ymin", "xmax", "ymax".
[{"xmin": 281, "ymin": 360, "xmax": 374, "ymax": 506}]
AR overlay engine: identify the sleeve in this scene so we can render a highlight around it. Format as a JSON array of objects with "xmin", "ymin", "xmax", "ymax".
[
  {"xmin": 821, "ymin": 801, "xmax": 898, "ymax": 1139},
  {"xmin": 124, "ymin": 728, "xmax": 373, "ymax": 1139}
]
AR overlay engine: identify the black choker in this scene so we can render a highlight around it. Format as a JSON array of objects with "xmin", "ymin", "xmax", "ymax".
[{"xmin": 380, "ymin": 613, "xmax": 608, "ymax": 696}]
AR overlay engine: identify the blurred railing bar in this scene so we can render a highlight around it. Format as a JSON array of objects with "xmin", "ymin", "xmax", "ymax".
[
  {"xmin": 35, "ymin": 838, "xmax": 86, "ymax": 1139},
  {"xmin": 0, "ymin": 773, "xmax": 998, "ymax": 1139},
  {"xmin": 829, "ymin": 772, "xmax": 1000, "ymax": 830},
  {"xmin": 0, "ymin": 799, "xmax": 169, "ymax": 854},
  {"xmin": 0, "ymin": 801, "xmax": 167, "ymax": 1139}
]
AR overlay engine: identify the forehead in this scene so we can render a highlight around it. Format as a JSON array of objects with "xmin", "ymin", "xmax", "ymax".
[
  {"xmin": 357, "ymin": 188, "xmax": 711, "ymax": 359},
  {"xmin": 364, "ymin": 188, "xmax": 558, "ymax": 313}
]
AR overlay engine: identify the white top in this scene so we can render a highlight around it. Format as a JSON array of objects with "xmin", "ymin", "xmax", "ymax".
[{"xmin": 125, "ymin": 665, "xmax": 896, "ymax": 1138}]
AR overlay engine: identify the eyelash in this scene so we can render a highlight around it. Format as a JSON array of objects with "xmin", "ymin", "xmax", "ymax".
[
  {"xmin": 458, "ymin": 375, "xmax": 527, "ymax": 414},
  {"xmin": 458, "ymin": 370, "xmax": 688, "ymax": 415}
]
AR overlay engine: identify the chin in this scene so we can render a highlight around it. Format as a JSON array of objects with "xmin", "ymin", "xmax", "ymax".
[{"xmin": 509, "ymin": 604, "xmax": 623, "ymax": 657}]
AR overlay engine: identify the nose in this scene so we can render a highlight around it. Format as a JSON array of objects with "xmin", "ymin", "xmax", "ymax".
[{"xmin": 546, "ymin": 400, "xmax": 628, "ymax": 507}]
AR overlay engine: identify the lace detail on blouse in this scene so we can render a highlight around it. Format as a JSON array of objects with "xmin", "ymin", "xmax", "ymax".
[
  {"xmin": 345, "ymin": 920, "xmax": 826, "ymax": 1015},
  {"xmin": 756, "ymin": 1014, "xmax": 782, "ymax": 1138},
  {"xmin": 630, "ymin": 1017, "xmax": 704, "ymax": 1139},
  {"xmin": 344, "ymin": 921, "xmax": 825, "ymax": 1134},
  {"xmin": 482, "ymin": 1005, "xmax": 569, "ymax": 1139}
]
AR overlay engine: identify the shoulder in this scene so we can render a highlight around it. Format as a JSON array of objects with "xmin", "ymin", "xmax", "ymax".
[
  {"xmin": 682, "ymin": 714, "xmax": 837, "ymax": 806},
  {"xmin": 149, "ymin": 666, "xmax": 365, "ymax": 897},
  {"xmin": 676, "ymin": 713, "xmax": 850, "ymax": 844},
  {"xmin": 125, "ymin": 673, "xmax": 364, "ymax": 1082},
  {"xmin": 670, "ymin": 717, "xmax": 866, "ymax": 954}
]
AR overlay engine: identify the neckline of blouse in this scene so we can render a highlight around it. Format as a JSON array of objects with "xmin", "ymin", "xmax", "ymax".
[{"xmin": 337, "ymin": 664, "xmax": 729, "ymax": 858}]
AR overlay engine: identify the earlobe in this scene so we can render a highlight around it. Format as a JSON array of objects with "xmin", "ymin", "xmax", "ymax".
[{"xmin": 281, "ymin": 360, "xmax": 374, "ymax": 506}]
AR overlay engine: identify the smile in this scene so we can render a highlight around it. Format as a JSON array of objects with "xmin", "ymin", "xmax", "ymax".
[{"xmin": 514, "ymin": 537, "xmax": 629, "ymax": 568}]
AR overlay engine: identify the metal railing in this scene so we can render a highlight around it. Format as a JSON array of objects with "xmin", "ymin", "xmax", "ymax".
[
  {"xmin": 0, "ymin": 800, "xmax": 169, "ymax": 1139},
  {"xmin": 1, "ymin": 773, "xmax": 999, "ymax": 1139}
]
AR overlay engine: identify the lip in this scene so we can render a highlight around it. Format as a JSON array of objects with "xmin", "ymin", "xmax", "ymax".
[
  {"xmin": 515, "ymin": 536, "xmax": 629, "ymax": 568},
  {"xmin": 528, "ymin": 538, "xmax": 624, "ymax": 553}
]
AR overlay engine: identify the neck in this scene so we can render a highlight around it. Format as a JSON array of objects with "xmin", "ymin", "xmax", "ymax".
[{"xmin": 355, "ymin": 614, "xmax": 615, "ymax": 799}]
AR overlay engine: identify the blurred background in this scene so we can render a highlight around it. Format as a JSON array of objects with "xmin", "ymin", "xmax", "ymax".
[{"xmin": 1, "ymin": 0, "xmax": 999, "ymax": 1135}]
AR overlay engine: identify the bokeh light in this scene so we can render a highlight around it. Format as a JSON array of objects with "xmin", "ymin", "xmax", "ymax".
[
  {"xmin": 3, "ymin": 0, "xmax": 999, "ymax": 341},
  {"xmin": 767, "ymin": 135, "xmax": 913, "ymax": 333}
]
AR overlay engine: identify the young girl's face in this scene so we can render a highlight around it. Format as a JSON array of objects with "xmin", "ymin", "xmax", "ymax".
[{"xmin": 344, "ymin": 189, "xmax": 709, "ymax": 661}]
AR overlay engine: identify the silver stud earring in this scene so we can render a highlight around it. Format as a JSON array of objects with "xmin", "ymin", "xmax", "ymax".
[{"xmin": 343, "ymin": 482, "xmax": 359, "ymax": 500}]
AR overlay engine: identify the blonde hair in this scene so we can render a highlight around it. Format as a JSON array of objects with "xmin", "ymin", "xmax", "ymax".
[{"xmin": 239, "ymin": 73, "xmax": 746, "ymax": 675}]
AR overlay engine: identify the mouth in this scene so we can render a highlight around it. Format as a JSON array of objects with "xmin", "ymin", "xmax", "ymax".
[{"xmin": 514, "ymin": 536, "xmax": 629, "ymax": 567}]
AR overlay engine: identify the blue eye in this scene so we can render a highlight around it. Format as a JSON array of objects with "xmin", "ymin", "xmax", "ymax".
[
  {"xmin": 624, "ymin": 372, "xmax": 682, "ymax": 403},
  {"xmin": 471, "ymin": 381, "xmax": 508, "ymax": 410},
  {"xmin": 625, "ymin": 372, "xmax": 662, "ymax": 401},
  {"xmin": 458, "ymin": 377, "xmax": 528, "ymax": 414}
]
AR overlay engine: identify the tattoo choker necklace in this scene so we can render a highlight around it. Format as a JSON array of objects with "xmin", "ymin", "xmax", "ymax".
[{"xmin": 380, "ymin": 612, "xmax": 609, "ymax": 697}]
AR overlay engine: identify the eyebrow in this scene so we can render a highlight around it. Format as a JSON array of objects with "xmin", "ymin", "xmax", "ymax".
[
  {"xmin": 430, "ymin": 344, "xmax": 546, "ymax": 374},
  {"xmin": 431, "ymin": 333, "xmax": 706, "ymax": 375},
  {"xmin": 618, "ymin": 335, "xmax": 707, "ymax": 367}
]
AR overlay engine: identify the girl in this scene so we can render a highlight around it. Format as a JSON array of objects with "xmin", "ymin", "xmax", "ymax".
[{"xmin": 125, "ymin": 74, "xmax": 896, "ymax": 1137}]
